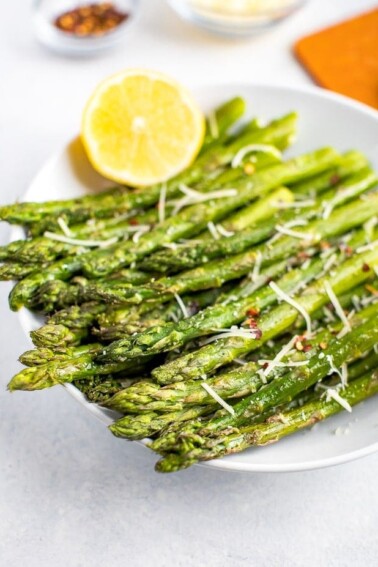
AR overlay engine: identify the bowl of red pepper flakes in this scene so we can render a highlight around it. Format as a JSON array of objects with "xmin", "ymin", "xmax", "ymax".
[{"xmin": 33, "ymin": 0, "xmax": 139, "ymax": 55}]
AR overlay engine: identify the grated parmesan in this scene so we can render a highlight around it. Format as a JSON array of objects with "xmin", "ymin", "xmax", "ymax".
[
  {"xmin": 260, "ymin": 335, "xmax": 298, "ymax": 379},
  {"xmin": 325, "ymin": 354, "xmax": 348, "ymax": 388},
  {"xmin": 273, "ymin": 199, "xmax": 315, "ymax": 209},
  {"xmin": 340, "ymin": 362, "xmax": 348, "ymax": 388},
  {"xmin": 364, "ymin": 216, "xmax": 378, "ymax": 241},
  {"xmin": 173, "ymin": 293, "xmax": 189, "ymax": 319},
  {"xmin": 231, "ymin": 144, "xmax": 282, "ymax": 168},
  {"xmin": 132, "ymin": 227, "xmax": 150, "ymax": 243},
  {"xmin": 201, "ymin": 325, "xmax": 261, "ymax": 345},
  {"xmin": 207, "ymin": 221, "xmax": 220, "ymax": 240},
  {"xmin": 275, "ymin": 224, "xmax": 316, "ymax": 241},
  {"xmin": 250, "ymin": 251, "xmax": 263, "ymax": 283},
  {"xmin": 234, "ymin": 358, "xmax": 247, "ymax": 365},
  {"xmin": 325, "ymin": 388, "xmax": 352, "ymax": 412},
  {"xmin": 201, "ymin": 381, "xmax": 235, "ymax": 415},
  {"xmin": 324, "ymin": 281, "xmax": 351, "ymax": 335},
  {"xmin": 57, "ymin": 217, "xmax": 72, "ymax": 237},
  {"xmin": 258, "ymin": 359, "xmax": 309, "ymax": 368},
  {"xmin": 269, "ymin": 281, "xmax": 312, "ymax": 335},
  {"xmin": 216, "ymin": 224, "xmax": 235, "ymax": 238},
  {"xmin": 169, "ymin": 311, "xmax": 179, "ymax": 323},
  {"xmin": 162, "ymin": 243, "xmax": 178, "ymax": 250},
  {"xmin": 44, "ymin": 231, "xmax": 118, "ymax": 248},
  {"xmin": 356, "ymin": 239, "xmax": 378, "ymax": 253},
  {"xmin": 267, "ymin": 219, "xmax": 309, "ymax": 245},
  {"xmin": 172, "ymin": 185, "xmax": 238, "ymax": 215}
]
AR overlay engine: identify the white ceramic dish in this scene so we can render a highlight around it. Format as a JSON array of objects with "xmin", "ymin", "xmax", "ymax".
[{"xmin": 11, "ymin": 83, "xmax": 378, "ymax": 473}]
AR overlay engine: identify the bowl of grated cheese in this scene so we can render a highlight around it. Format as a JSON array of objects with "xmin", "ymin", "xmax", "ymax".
[{"xmin": 166, "ymin": 0, "xmax": 307, "ymax": 37}]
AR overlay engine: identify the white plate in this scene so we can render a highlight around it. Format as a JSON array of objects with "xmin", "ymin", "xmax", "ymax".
[{"xmin": 11, "ymin": 83, "xmax": 378, "ymax": 473}]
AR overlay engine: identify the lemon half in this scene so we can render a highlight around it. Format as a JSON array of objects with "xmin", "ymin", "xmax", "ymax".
[{"xmin": 81, "ymin": 69, "xmax": 205, "ymax": 186}]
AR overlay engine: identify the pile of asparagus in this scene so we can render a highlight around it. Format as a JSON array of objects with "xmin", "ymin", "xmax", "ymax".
[{"xmin": 1, "ymin": 97, "xmax": 378, "ymax": 473}]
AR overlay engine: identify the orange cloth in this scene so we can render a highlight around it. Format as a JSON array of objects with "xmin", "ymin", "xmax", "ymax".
[{"xmin": 294, "ymin": 8, "xmax": 378, "ymax": 109}]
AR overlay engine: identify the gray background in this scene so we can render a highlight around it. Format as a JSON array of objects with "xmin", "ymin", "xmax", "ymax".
[{"xmin": 1, "ymin": 1, "xmax": 378, "ymax": 565}]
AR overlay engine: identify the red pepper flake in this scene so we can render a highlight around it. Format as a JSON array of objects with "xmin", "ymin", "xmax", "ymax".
[
  {"xmin": 246, "ymin": 307, "xmax": 260, "ymax": 317},
  {"xmin": 262, "ymin": 362, "xmax": 269, "ymax": 370},
  {"xmin": 128, "ymin": 218, "xmax": 139, "ymax": 226},
  {"xmin": 295, "ymin": 335, "xmax": 312, "ymax": 352},
  {"xmin": 320, "ymin": 240, "xmax": 331, "ymax": 251},
  {"xmin": 253, "ymin": 329, "xmax": 263, "ymax": 339},
  {"xmin": 297, "ymin": 251, "xmax": 310, "ymax": 261},
  {"xmin": 247, "ymin": 319, "xmax": 260, "ymax": 330},
  {"xmin": 340, "ymin": 244, "xmax": 353, "ymax": 257},
  {"xmin": 330, "ymin": 174, "xmax": 341, "ymax": 186},
  {"xmin": 362, "ymin": 263, "xmax": 370, "ymax": 272}
]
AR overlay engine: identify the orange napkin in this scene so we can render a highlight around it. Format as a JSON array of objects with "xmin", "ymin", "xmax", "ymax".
[{"xmin": 294, "ymin": 8, "xmax": 378, "ymax": 109}]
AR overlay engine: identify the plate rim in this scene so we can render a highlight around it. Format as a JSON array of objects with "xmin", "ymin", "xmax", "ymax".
[{"xmin": 11, "ymin": 80, "xmax": 378, "ymax": 473}]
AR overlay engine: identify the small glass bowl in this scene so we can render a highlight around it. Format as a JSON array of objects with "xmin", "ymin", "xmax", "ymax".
[
  {"xmin": 166, "ymin": 0, "xmax": 306, "ymax": 37},
  {"xmin": 33, "ymin": 0, "xmax": 139, "ymax": 55}
]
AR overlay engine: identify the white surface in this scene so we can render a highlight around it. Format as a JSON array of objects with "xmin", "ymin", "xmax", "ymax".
[
  {"xmin": 14, "ymin": 81, "xmax": 378, "ymax": 473},
  {"xmin": 1, "ymin": 0, "xmax": 378, "ymax": 565}
]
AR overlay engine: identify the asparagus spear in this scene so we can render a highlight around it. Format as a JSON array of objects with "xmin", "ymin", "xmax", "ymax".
[
  {"xmin": 103, "ymin": 301, "xmax": 377, "ymax": 440},
  {"xmin": 28, "ymin": 142, "xmax": 282, "ymax": 239},
  {"xmin": 290, "ymin": 150, "xmax": 368, "ymax": 196},
  {"xmin": 102, "ymin": 300, "xmax": 378, "ymax": 416},
  {"xmin": 201, "ymin": 97, "xmax": 246, "ymax": 151},
  {"xmin": 73, "ymin": 375, "xmax": 126, "ymax": 404},
  {"xmin": 97, "ymin": 256, "xmax": 325, "ymax": 363},
  {"xmin": 5, "ymin": 259, "xmax": 295, "ymax": 391},
  {"xmin": 0, "ymin": 209, "xmax": 157, "ymax": 264},
  {"xmin": 24, "ymin": 266, "xmax": 152, "ymax": 312},
  {"xmin": 84, "ymin": 190, "xmax": 378, "ymax": 306},
  {"xmin": 19, "ymin": 343, "xmax": 103, "ymax": 366},
  {"xmin": 32, "ymin": 287, "xmax": 224, "ymax": 348},
  {"xmin": 81, "ymin": 146, "xmax": 337, "ymax": 279},
  {"xmin": 139, "ymin": 187, "xmax": 293, "ymax": 274},
  {"xmin": 0, "ymin": 262, "xmax": 48, "ymax": 280},
  {"xmin": 1, "ymin": 112, "xmax": 296, "ymax": 229},
  {"xmin": 12, "ymin": 242, "xmax": 377, "ymax": 393},
  {"xmin": 0, "ymin": 185, "xmax": 131, "ymax": 226},
  {"xmin": 7, "ymin": 146, "xmax": 336, "ymax": 310},
  {"xmin": 151, "ymin": 314, "xmax": 378, "ymax": 468},
  {"xmin": 139, "ymin": 168, "xmax": 377, "ymax": 274},
  {"xmin": 155, "ymin": 368, "xmax": 378, "ymax": 472},
  {"xmin": 7, "ymin": 351, "xmax": 155, "ymax": 392},
  {"xmin": 152, "ymin": 245, "xmax": 378, "ymax": 384},
  {"xmin": 0, "ymin": 143, "xmax": 283, "ymax": 267}
]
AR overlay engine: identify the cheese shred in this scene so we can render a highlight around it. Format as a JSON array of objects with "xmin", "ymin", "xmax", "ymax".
[
  {"xmin": 207, "ymin": 221, "xmax": 220, "ymax": 240},
  {"xmin": 325, "ymin": 388, "xmax": 352, "ymax": 413},
  {"xmin": 216, "ymin": 224, "xmax": 235, "ymax": 238},
  {"xmin": 324, "ymin": 281, "xmax": 351, "ymax": 335},
  {"xmin": 269, "ymin": 281, "xmax": 312, "ymax": 335},
  {"xmin": 260, "ymin": 334, "xmax": 298, "ymax": 379},
  {"xmin": 57, "ymin": 217, "xmax": 73, "ymax": 237},
  {"xmin": 232, "ymin": 144, "xmax": 282, "ymax": 168},
  {"xmin": 173, "ymin": 293, "xmax": 189, "ymax": 319},
  {"xmin": 201, "ymin": 381, "xmax": 235, "ymax": 415},
  {"xmin": 44, "ymin": 231, "xmax": 118, "ymax": 248},
  {"xmin": 172, "ymin": 185, "xmax": 238, "ymax": 215}
]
